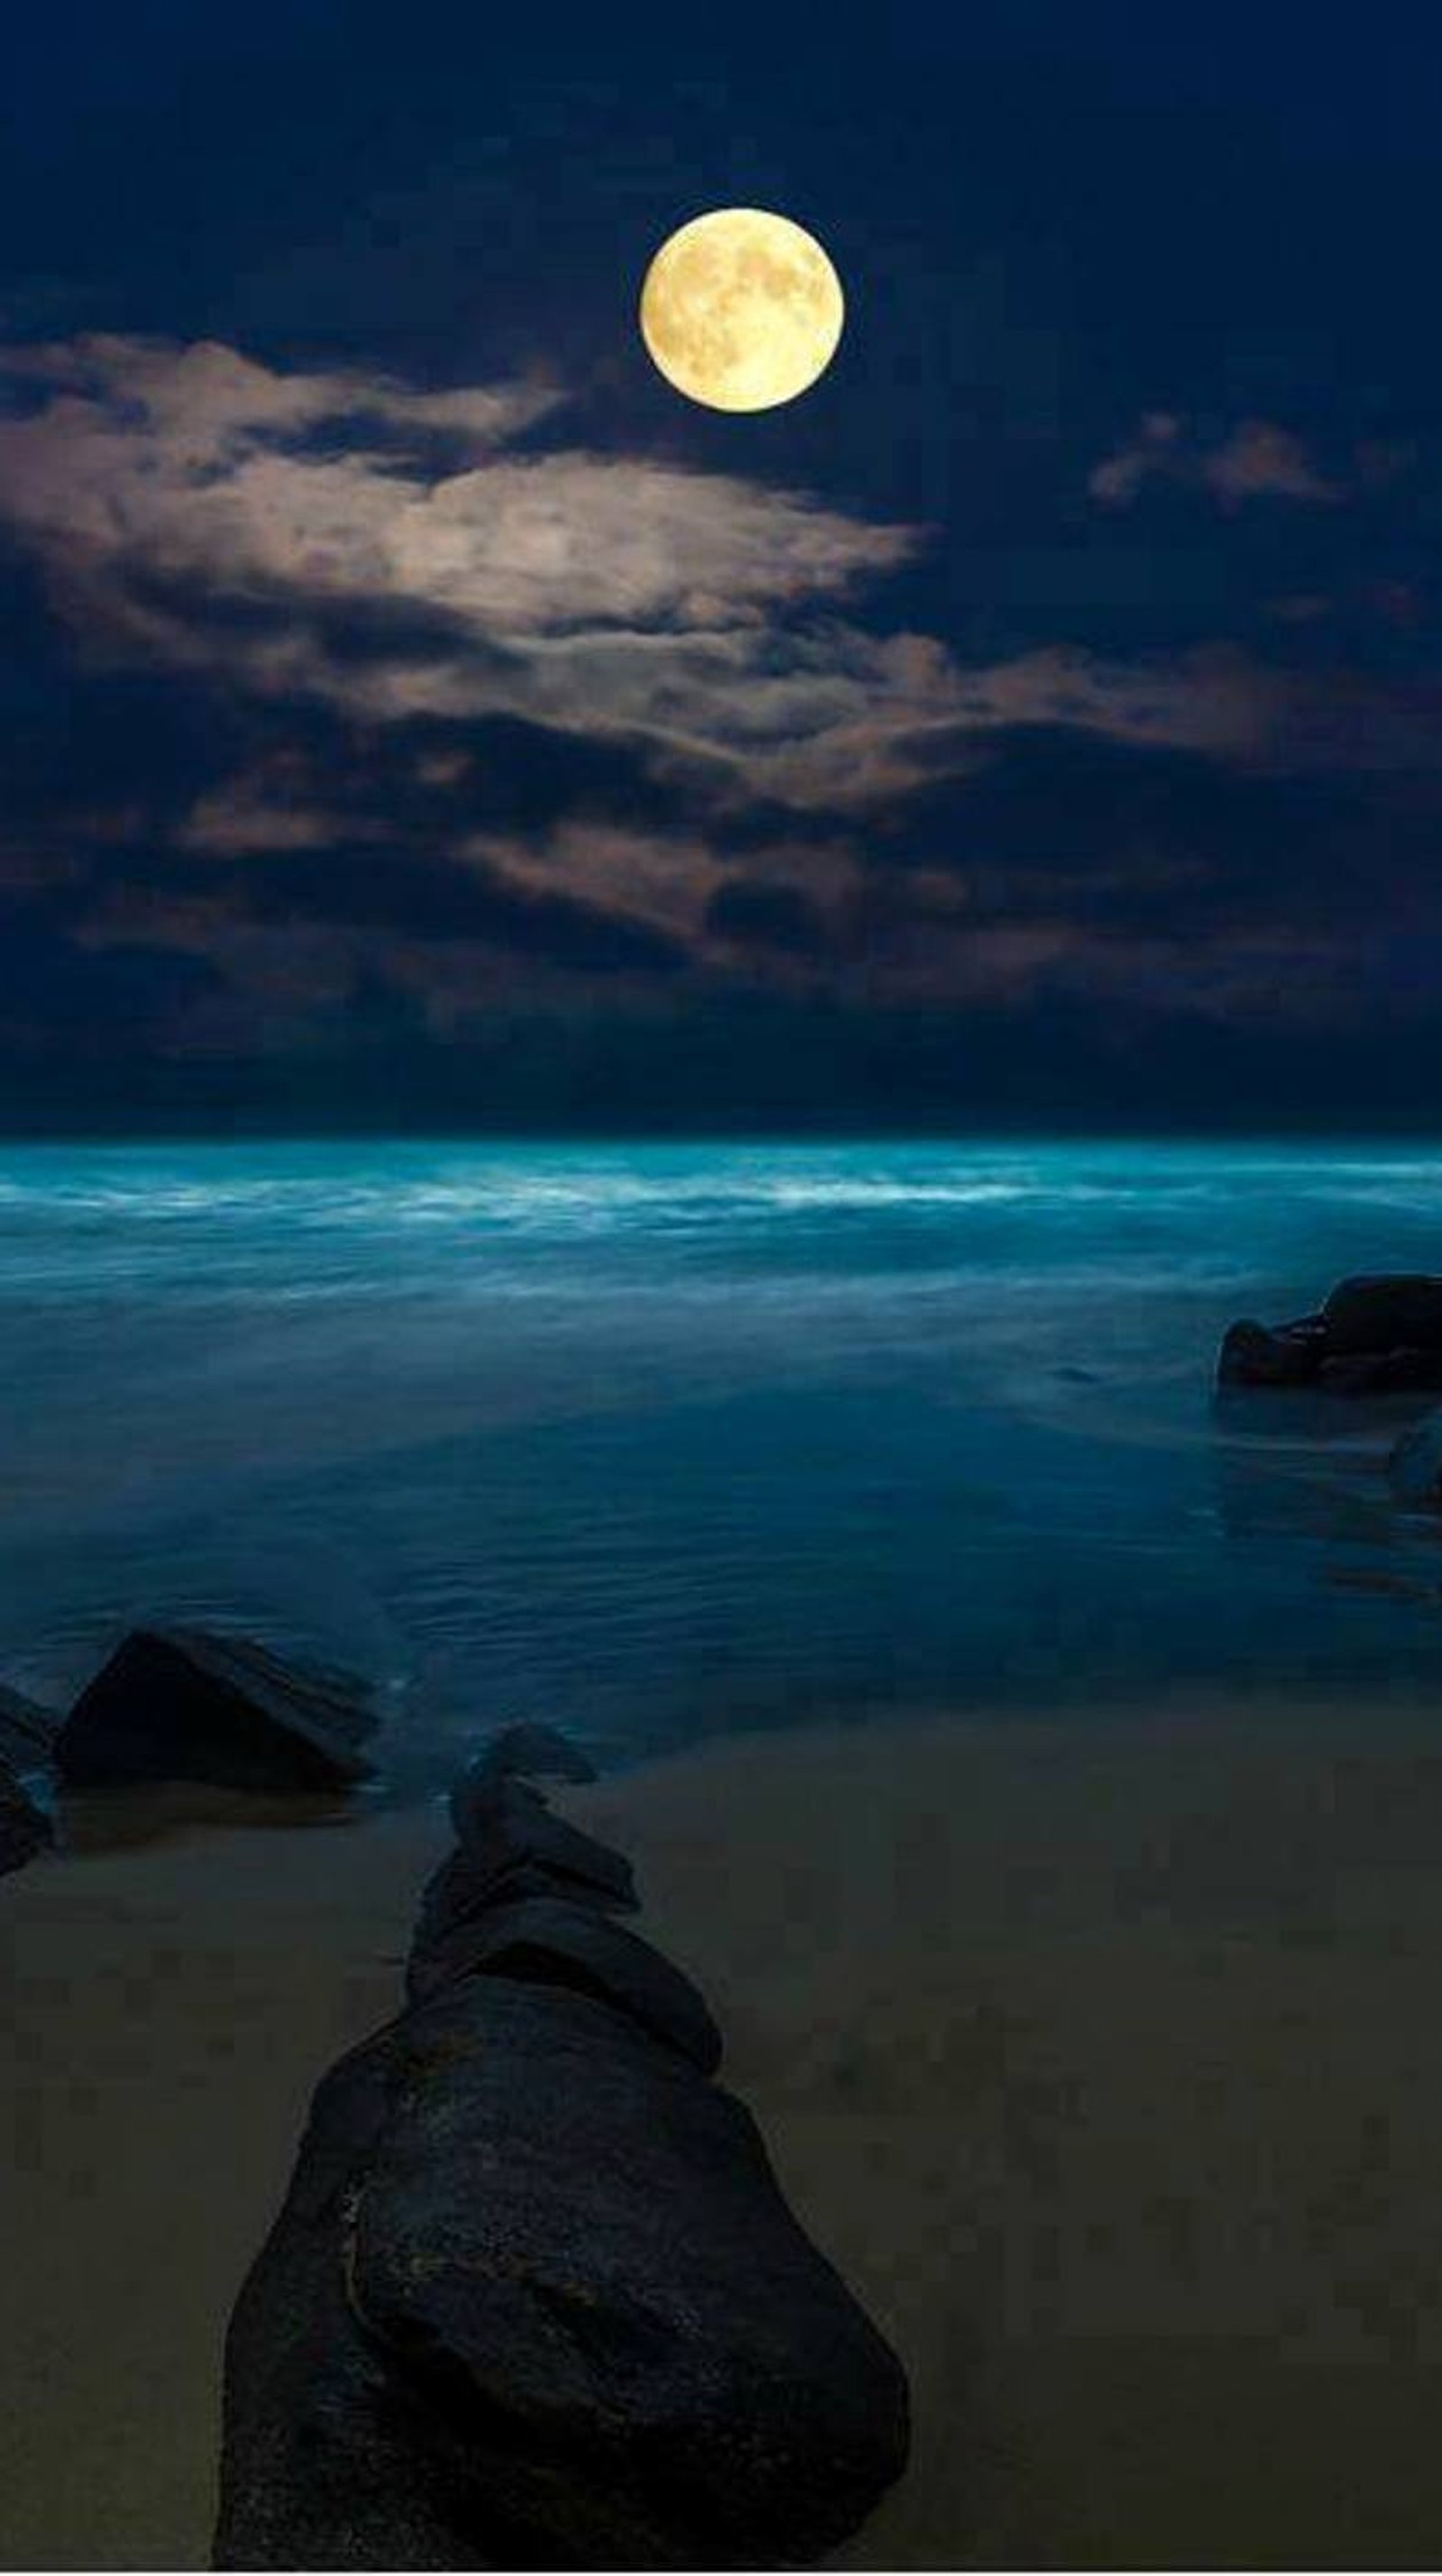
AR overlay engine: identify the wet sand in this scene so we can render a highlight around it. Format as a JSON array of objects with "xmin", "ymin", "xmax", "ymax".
[{"xmin": 6, "ymin": 1703, "xmax": 1442, "ymax": 2568}]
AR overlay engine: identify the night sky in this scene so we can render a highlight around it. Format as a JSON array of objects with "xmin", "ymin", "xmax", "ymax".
[{"xmin": 1, "ymin": 1, "xmax": 1438, "ymax": 1133}]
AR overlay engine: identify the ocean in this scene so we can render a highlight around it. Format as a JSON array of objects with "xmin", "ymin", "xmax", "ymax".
[{"xmin": 4, "ymin": 1135, "xmax": 1442, "ymax": 1778}]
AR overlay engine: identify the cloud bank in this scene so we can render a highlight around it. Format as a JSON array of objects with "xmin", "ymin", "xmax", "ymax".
[
  {"xmin": 0, "ymin": 336, "xmax": 1437, "ymax": 1101},
  {"xmin": 0, "ymin": 335, "xmax": 1326, "ymax": 820}
]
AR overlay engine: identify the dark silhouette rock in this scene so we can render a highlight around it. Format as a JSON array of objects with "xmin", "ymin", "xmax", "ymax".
[
  {"xmin": 215, "ymin": 1730, "xmax": 908, "ymax": 2568},
  {"xmin": 216, "ymin": 1980, "xmax": 908, "ymax": 2571},
  {"xmin": 450, "ymin": 1720, "xmax": 598, "ymax": 1822},
  {"xmin": 406, "ymin": 1893, "xmax": 723, "ymax": 2073},
  {"xmin": 1319, "ymin": 1347, "xmax": 1442, "ymax": 1395},
  {"xmin": 1, "ymin": 1755, "xmax": 51, "ymax": 1877},
  {"xmin": 1218, "ymin": 1315, "xmax": 1326, "ymax": 1388},
  {"xmin": 1218, "ymin": 1275, "xmax": 1442, "ymax": 1398},
  {"xmin": 1391, "ymin": 1408, "xmax": 1442, "ymax": 1507},
  {"xmin": 0, "ymin": 1681, "xmax": 59, "ymax": 1772},
  {"xmin": 415, "ymin": 1780, "xmax": 639, "ymax": 1955},
  {"xmin": 452, "ymin": 1772, "xmax": 635, "ymax": 1890},
  {"xmin": 1321, "ymin": 1273, "xmax": 1442, "ymax": 1356},
  {"xmin": 56, "ymin": 1628, "xmax": 379, "ymax": 1793},
  {"xmin": 214, "ymin": 2033, "xmax": 415, "ymax": 2569},
  {"xmin": 417, "ymin": 1850, "xmax": 643, "ymax": 1953}
]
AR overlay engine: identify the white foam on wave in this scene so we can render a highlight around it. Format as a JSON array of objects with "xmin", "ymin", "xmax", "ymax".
[{"xmin": 5, "ymin": 1139, "xmax": 1442, "ymax": 1248}]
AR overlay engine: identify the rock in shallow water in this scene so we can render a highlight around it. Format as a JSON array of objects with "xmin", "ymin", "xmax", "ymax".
[
  {"xmin": 1318, "ymin": 1346, "xmax": 1442, "ymax": 1395},
  {"xmin": 1217, "ymin": 1274, "xmax": 1442, "ymax": 1396},
  {"xmin": 1218, "ymin": 1315, "xmax": 1327, "ymax": 1388},
  {"xmin": 56, "ymin": 1627, "xmax": 379, "ymax": 1793},
  {"xmin": 1321, "ymin": 1273, "xmax": 1442, "ymax": 1356}
]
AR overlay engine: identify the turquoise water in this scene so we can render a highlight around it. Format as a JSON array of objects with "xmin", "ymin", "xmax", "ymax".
[{"xmin": 5, "ymin": 1137, "xmax": 1442, "ymax": 1774}]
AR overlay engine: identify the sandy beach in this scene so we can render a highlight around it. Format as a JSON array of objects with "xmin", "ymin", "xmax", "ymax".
[{"xmin": 6, "ymin": 1703, "xmax": 1442, "ymax": 2569}]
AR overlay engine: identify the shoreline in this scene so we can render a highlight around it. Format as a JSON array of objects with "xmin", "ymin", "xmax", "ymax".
[{"xmin": 6, "ymin": 1700, "xmax": 1442, "ymax": 2565}]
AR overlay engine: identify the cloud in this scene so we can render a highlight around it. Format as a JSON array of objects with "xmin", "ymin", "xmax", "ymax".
[
  {"xmin": 461, "ymin": 819, "xmax": 864, "ymax": 959},
  {"xmin": 0, "ymin": 332, "xmax": 554, "ymax": 468},
  {"xmin": 906, "ymin": 642, "xmax": 1277, "ymax": 761},
  {"xmin": 0, "ymin": 335, "xmax": 1315, "ymax": 832},
  {"xmin": 5, "ymin": 331, "xmax": 1440, "ymax": 1093},
  {"xmin": 0, "ymin": 334, "xmax": 944, "ymax": 810},
  {"xmin": 1090, "ymin": 411, "xmax": 1341, "ymax": 509},
  {"xmin": 1202, "ymin": 420, "xmax": 1341, "ymax": 508},
  {"xmin": 175, "ymin": 766, "xmax": 379, "ymax": 856}
]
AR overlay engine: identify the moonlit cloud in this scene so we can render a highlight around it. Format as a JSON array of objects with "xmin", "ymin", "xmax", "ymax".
[
  {"xmin": 176, "ymin": 777, "xmax": 379, "ymax": 857},
  {"xmin": 1090, "ymin": 411, "xmax": 1342, "ymax": 509},
  {"xmin": 3, "ymin": 332, "xmax": 1436, "ymax": 1080},
  {"xmin": 0, "ymin": 335, "xmax": 1306, "ymax": 833},
  {"xmin": 920, "ymin": 643, "xmax": 1277, "ymax": 759},
  {"xmin": 461, "ymin": 820, "xmax": 864, "ymax": 955},
  {"xmin": 1203, "ymin": 420, "xmax": 1341, "ymax": 508},
  {"xmin": 0, "ymin": 334, "xmax": 944, "ymax": 808}
]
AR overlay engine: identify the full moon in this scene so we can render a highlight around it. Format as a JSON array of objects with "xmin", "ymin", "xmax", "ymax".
[{"xmin": 640, "ymin": 208, "xmax": 844, "ymax": 413}]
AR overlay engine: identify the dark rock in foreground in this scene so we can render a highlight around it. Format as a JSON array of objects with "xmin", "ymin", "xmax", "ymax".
[
  {"xmin": 406, "ymin": 1892, "xmax": 724, "ymax": 2072},
  {"xmin": 217, "ymin": 1982, "xmax": 904, "ymax": 2571},
  {"xmin": 215, "ymin": 1729, "xmax": 908, "ymax": 2569},
  {"xmin": 1218, "ymin": 1273, "xmax": 1442, "ymax": 1396},
  {"xmin": 414, "ymin": 1775, "xmax": 639, "ymax": 1955},
  {"xmin": 416, "ymin": 1847, "xmax": 642, "ymax": 1951},
  {"xmin": 57, "ymin": 1628, "xmax": 379, "ymax": 1793},
  {"xmin": 0, "ymin": 1754, "xmax": 51, "ymax": 1877},
  {"xmin": 452, "ymin": 1771, "xmax": 637, "ymax": 1898},
  {"xmin": 1390, "ymin": 1407, "xmax": 1442, "ymax": 1507},
  {"xmin": 450, "ymin": 1721, "xmax": 598, "ymax": 1817}
]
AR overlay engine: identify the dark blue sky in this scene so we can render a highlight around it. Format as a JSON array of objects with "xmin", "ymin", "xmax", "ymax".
[{"xmin": 0, "ymin": 0, "xmax": 1438, "ymax": 1130}]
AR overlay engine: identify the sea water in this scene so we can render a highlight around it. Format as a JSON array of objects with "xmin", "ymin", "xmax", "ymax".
[{"xmin": 4, "ymin": 1136, "xmax": 1442, "ymax": 1775}]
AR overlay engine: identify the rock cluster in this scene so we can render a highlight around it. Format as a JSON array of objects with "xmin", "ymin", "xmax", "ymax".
[
  {"xmin": 214, "ymin": 1724, "xmax": 909, "ymax": 2571},
  {"xmin": 1217, "ymin": 1269, "xmax": 1442, "ymax": 1510},
  {"xmin": 1218, "ymin": 1272, "xmax": 1442, "ymax": 1395},
  {"xmin": 0, "ymin": 1626, "xmax": 381, "ymax": 1884}
]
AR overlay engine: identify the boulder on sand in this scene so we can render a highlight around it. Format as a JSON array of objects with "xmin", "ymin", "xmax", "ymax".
[
  {"xmin": 1218, "ymin": 1273, "xmax": 1442, "ymax": 1395},
  {"xmin": 415, "ymin": 1761, "xmax": 639, "ymax": 1953},
  {"xmin": 214, "ymin": 1729, "xmax": 909, "ymax": 2570},
  {"xmin": 406, "ymin": 1892, "xmax": 724, "ymax": 2072},
  {"xmin": 449, "ymin": 1720, "xmax": 598, "ymax": 1819},
  {"xmin": 55, "ymin": 1628, "xmax": 379, "ymax": 1793},
  {"xmin": 416, "ymin": 1846, "xmax": 641, "ymax": 1949},
  {"xmin": 0, "ymin": 1754, "xmax": 51, "ymax": 1878},
  {"xmin": 451, "ymin": 1770, "xmax": 636, "ymax": 1898}
]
